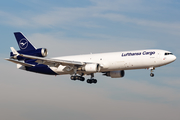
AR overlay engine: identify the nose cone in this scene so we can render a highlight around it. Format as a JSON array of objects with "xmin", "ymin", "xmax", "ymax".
[
  {"xmin": 172, "ymin": 55, "xmax": 177, "ymax": 62},
  {"xmin": 168, "ymin": 55, "xmax": 176, "ymax": 63},
  {"xmin": 165, "ymin": 55, "xmax": 176, "ymax": 64}
]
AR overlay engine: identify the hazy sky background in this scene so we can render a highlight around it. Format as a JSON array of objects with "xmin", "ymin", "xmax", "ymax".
[{"xmin": 0, "ymin": 0, "xmax": 180, "ymax": 120}]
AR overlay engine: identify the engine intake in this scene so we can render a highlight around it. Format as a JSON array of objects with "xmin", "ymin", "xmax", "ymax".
[
  {"xmin": 104, "ymin": 70, "xmax": 125, "ymax": 78},
  {"xmin": 40, "ymin": 48, "xmax": 48, "ymax": 57}
]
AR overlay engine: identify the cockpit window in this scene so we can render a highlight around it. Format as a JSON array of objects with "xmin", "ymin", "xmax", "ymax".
[{"xmin": 165, "ymin": 53, "xmax": 173, "ymax": 55}]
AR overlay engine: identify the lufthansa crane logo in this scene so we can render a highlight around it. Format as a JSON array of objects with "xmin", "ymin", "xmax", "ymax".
[{"xmin": 19, "ymin": 39, "xmax": 28, "ymax": 49}]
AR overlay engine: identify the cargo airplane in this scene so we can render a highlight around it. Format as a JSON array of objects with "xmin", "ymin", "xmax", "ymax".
[{"xmin": 5, "ymin": 32, "xmax": 176, "ymax": 84}]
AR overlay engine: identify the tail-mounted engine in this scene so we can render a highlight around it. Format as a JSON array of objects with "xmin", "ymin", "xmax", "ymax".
[
  {"xmin": 38, "ymin": 48, "xmax": 48, "ymax": 57},
  {"xmin": 103, "ymin": 70, "xmax": 125, "ymax": 78}
]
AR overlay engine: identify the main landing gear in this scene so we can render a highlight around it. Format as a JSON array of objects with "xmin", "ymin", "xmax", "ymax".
[
  {"xmin": 70, "ymin": 73, "xmax": 97, "ymax": 84},
  {"xmin": 70, "ymin": 68, "xmax": 85, "ymax": 82},
  {"xmin": 70, "ymin": 76, "xmax": 85, "ymax": 81},
  {"xmin": 87, "ymin": 73, "xmax": 97, "ymax": 84}
]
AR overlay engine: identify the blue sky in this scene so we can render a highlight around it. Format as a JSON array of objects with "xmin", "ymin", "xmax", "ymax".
[{"xmin": 0, "ymin": 0, "xmax": 180, "ymax": 120}]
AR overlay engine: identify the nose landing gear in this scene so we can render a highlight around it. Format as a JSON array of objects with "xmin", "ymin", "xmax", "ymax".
[
  {"xmin": 149, "ymin": 67, "xmax": 155, "ymax": 77},
  {"xmin": 150, "ymin": 73, "xmax": 154, "ymax": 77}
]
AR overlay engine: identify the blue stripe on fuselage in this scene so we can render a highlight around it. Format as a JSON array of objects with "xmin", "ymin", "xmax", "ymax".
[{"xmin": 26, "ymin": 64, "xmax": 57, "ymax": 75}]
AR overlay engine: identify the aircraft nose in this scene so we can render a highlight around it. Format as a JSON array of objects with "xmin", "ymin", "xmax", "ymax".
[
  {"xmin": 165, "ymin": 55, "xmax": 176, "ymax": 64},
  {"xmin": 173, "ymin": 55, "xmax": 177, "ymax": 61}
]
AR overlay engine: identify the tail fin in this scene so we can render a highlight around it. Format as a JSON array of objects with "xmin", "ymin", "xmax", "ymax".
[{"xmin": 14, "ymin": 32, "xmax": 36, "ymax": 51}]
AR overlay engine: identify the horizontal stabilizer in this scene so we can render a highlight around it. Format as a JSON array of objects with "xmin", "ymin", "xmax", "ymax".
[
  {"xmin": 5, "ymin": 58, "xmax": 35, "ymax": 67},
  {"xmin": 10, "ymin": 47, "xmax": 19, "ymax": 55}
]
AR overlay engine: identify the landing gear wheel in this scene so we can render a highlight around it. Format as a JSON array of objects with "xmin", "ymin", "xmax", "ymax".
[
  {"xmin": 80, "ymin": 77, "xmax": 85, "ymax": 81},
  {"xmin": 75, "ymin": 76, "xmax": 79, "ymax": 80},
  {"xmin": 150, "ymin": 73, "xmax": 154, "ymax": 77},
  {"xmin": 78, "ymin": 76, "xmax": 85, "ymax": 81},
  {"xmin": 70, "ymin": 76, "xmax": 76, "ymax": 80},
  {"xmin": 71, "ymin": 76, "xmax": 85, "ymax": 81},
  {"xmin": 87, "ymin": 79, "xmax": 92, "ymax": 84},
  {"xmin": 91, "ymin": 79, "xmax": 97, "ymax": 84},
  {"xmin": 87, "ymin": 79, "xmax": 97, "ymax": 84}
]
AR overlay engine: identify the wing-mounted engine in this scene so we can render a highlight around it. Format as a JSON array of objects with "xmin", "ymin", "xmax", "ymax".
[
  {"xmin": 10, "ymin": 48, "xmax": 48, "ymax": 60},
  {"xmin": 103, "ymin": 70, "xmax": 125, "ymax": 78},
  {"xmin": 79, "ymin": 64, "xmax": 101, "ymax": 72}
]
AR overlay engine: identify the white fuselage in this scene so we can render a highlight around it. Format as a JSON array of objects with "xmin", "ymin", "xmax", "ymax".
[{"xmin": 51, "ymin": 49, "xmax": 176, "ymax": 75}]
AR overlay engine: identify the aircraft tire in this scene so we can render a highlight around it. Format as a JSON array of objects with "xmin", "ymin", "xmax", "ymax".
[
  {"xmin": 93, "ymin": 79, "xmax": 97, "ymax": 84},
  {"xmin": 80, "ymin": 77, "xmax": 85, "ymax": 81},
  {"xmin": 70, "ymin": 76, "xmax": 76, "ymax": 80},
  {"xmin": 87, "ymin": 79, "xmax": 92, "ymax": 84},
  {"xmin": 150, "ymin": 73, "xmax": 154, "ymax": 77},
  {"xmin": 87, "ymin": 79, "xmax": 97, "ymax": 84}
]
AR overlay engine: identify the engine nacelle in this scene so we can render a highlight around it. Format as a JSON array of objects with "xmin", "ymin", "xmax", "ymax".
[
  {"xmin": 25, "ymin": 48, "xmax": 48, "ymax": 57},
  {"xmin": 10, "ymin": 48, "xmax": 48, "ymax": 60},
  {"xmin": 36, "ymin": 48, "xmax": 48, "ymax": 57},
  {"xmin": 104, "ymin": 70, "xmax": 125, "ymax": 78},
  {"xmin": 81, "ymin": 64, "xmax": 101, "ymax": 72}
]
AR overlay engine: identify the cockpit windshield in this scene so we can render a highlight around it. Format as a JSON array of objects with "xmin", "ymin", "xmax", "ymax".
[{"xmin": 165, "ymin": 53, "xmax": 173, "ymax": 55}]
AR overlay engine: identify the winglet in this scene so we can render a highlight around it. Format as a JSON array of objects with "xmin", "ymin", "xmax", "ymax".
[{"xmin": 10, "ymin": 47, "xmax": 19, "ymax": 56}]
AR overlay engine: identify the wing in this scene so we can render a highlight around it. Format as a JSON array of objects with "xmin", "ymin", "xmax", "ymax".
[
  {"xmin": 19, "ymin": 54, "xmax": 87, "ymax": 67},
  {"xmin": 5, "ymin": 58, "xmax": 35, "ymax": 67}
]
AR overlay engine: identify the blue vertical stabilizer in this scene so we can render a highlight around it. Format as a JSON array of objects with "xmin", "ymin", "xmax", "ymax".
[{"xmin": 14, "ymin": 32, "xmax": 36, "ymax": 51}]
